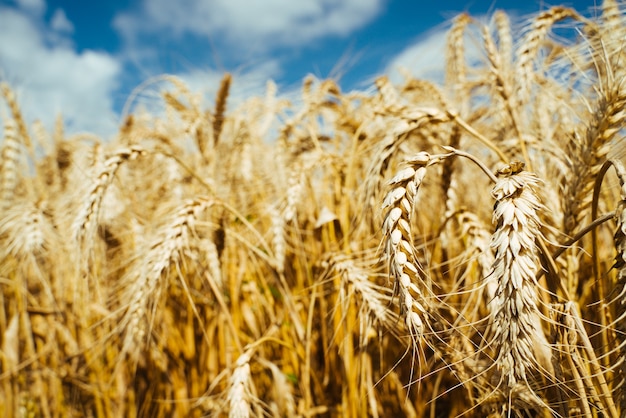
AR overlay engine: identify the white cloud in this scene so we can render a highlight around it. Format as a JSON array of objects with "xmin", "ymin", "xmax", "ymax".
[
  {"xmin": 50, "ymin": 9, "xmax": 74, "ymax": 34},
  {"xmin": 110, "ymin": 0, "xmax": 376, "ymax": 128},
  {"xmin": 384, "ymin": 28, "xmax": 450, "ymax": 84},
  {"xmin": 0, "ymin": 6, "xmax": 121, "ymax": 137},
  {"xmin": 384, "ymin": 18, "xmax": 486, "ymax": 85},
  {"xmin": 114, "ymin": 0, "xmax": 384, "ymax": 51},
  {"xmin": 15, "ymin": 0, "xmax": 45, "ymax": 16}
]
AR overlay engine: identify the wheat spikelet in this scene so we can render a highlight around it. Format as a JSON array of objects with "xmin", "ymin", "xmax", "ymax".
[
  {"xmin": 362, "ymin": 103, "xmax": 448, "ymax": 223},
  {"xmin": 482, "ymin": 23, "xmax": 507, "ymax": 99},
  {"xmin": 482, "ymin": 20, "xmax": 533, "ymax": 166},
  {"xmin": 31, "ymin": 120, "xmax": 49, "ymax": 155},
  {"xmin": 201, "ymin": 237, "xmax": 223, "ymax": 289},
  {"xmin": 239, "ymin": 141, "xmax": 253, "ymax": 182},
  {"xmin": 487, "ymin": 162, "xmax": 546, "ymax": 400},
  {"xmin": 283, "ymin": 162, "xmax": 304, "ymax": 223}
]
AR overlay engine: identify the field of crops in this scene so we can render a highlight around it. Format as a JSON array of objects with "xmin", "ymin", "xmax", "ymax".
[{"xmin": 1, "ymin": 2, "xmax": 626, "ymax": 417}]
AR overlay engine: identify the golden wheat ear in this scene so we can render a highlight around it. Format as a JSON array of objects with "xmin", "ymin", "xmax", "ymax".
[
  {"xmin": 73, "ymin": 145, "xmax": 146, "ymax": 246},
  {"xmin": 486, "ymin": 162, "xmax": 549, "ymax": 408},
  {"xmin": 0, "ymin": 118, "xmax": 20, "ymax": 211},
  {"xmin": 596, "ymin": 159, "xmax": 626, "ymax": 411},
  {"xmin": 382, "ymin": 152, "xmax": 432, "ymax": 344},
  {"xmin": 212, "ymin": 73, "xmax": 232, "ymax": 148}
]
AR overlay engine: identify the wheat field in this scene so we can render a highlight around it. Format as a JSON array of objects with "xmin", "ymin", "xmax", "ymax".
[{"xmin": 1, "ymin": 2, "xmax": 626, "ymax": 417}]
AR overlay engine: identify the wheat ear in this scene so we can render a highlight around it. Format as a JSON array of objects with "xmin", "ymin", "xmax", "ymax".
[
  {"xmin": 382, "ymin": 152, "xmax": 434, "ymax": 341},
  {"xmin": 73, "ymin": 145, "xmax": 146, "ymax": 246},
  {"xmin": 0, "ymin": 118, "xmax": 20, "ymax": 211},
  {"xmin": 563, "ymin": 81, "xmax": 626, "ymax": 233},
  {"xmin": 608, "ymin": 159, "xmax": 626, "ymax": 411},
  {"xmin": 445, "ymin": 13, "xmax": 471, "ymax": 107},
  {"xmin": 1, "ymin": 83, "xmax": 33, "ymax": 160},
  {"xmin": 213, "ymin": 73, "xmax": 232, "ymax": 148},
  {"xmin": 121, "ymin": 197, "xmax": 214, "ymax": 360},
  {"xmin": 487, "ymin": 162, "xmax": 546, "ymax": 396},
  {"xmin": 329, "ymin": 254, "xmax": 398, "ymax": 332},
  {"xmin": 516, "ymin": 7, "xmax": 582, "ymax": 106},
  {"xmin": 228, "ymin": 350, "xmax": 254, "ymax": 418},
  {"xmin": 0, "ymin": 201, "xmax": 51, "ymax": 259}
]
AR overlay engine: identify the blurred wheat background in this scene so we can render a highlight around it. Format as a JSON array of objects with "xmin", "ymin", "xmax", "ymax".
[{"xmin": 1, "ymin": 2, "xmax": 626, "ymax": 417}]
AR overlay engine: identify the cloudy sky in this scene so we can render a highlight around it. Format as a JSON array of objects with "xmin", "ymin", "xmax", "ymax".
[{"xmin": 0, "ymin": 0, "xmax": 598, "ymax": 138}]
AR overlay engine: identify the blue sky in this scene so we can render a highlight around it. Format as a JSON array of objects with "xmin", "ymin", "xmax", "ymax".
[{"xmin": 0, "ymin": 0, "xmax": 600, "ymax": 137}]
